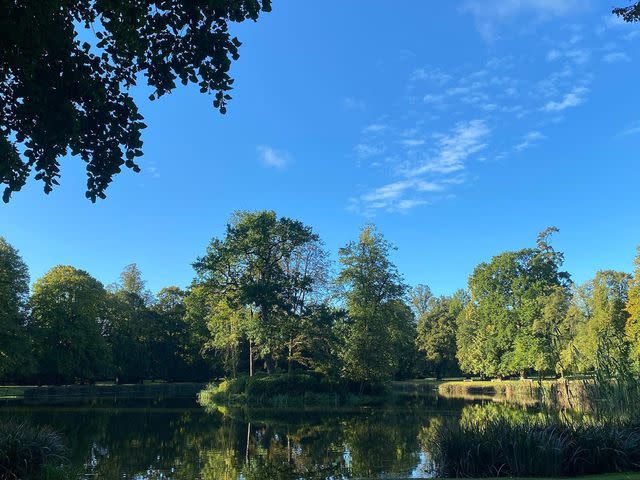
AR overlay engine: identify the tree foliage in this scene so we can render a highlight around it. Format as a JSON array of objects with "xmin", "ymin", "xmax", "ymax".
[
  {"xmin": 613, "ymin": 2, "xmax": 640, "ymax": 21},
  {"xmin": 456, "ymin": 228, "xmax": 571, "ymax": 378},
  {"xmin": 0, "ymin": 236, "xmax": 30, "ymax": 376},
  {"xmin": 627, "ymin": 248, "xmax": 640, "ymax": 364},
  {"xmin": 0, "ymin": 0, "xmax": 271, "ymax": 202},
  {"xmin": 30, "ymin": 265, "xmax": 112, "ymax": 383},
  {"xmin": 336, "ymin": 225, "xmax": 412, "ymax": 385},
  {"xmin": 1, "ymin": 220, "xmax": 638, "ymax": 386},
  {"xmin": 415, "ymin": 288, "xmax": 467, "ymax": 378},
  {"xmin": 561, "ymin": 271, "xmax": 631, "ymax": 373},
  {"xmin": 193, "ymin": 210, "xmax": 330, "ymax": 376}
]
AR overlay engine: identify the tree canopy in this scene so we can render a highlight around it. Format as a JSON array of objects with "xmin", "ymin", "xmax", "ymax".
[
  {"xmin": 456, "ymin": 228, "xmax": 572, "ymax": 378},
  {"xmin": 336, "ymin": 225, "xmax": 412, "ymax": 386},
  {"xmin": 0, "ymin": 236, "xmax": 30, "ymax": 375},
  {"xmin": 193, "ymin": 210, "xmax": 327, "ymax": 376},
  {"xmin": 415, "ymin": 288, "xmax": 467, "ymax": 378},
  {"xmin": 30, "ymin": 265, "xmax": 112, "ymax": 383},
  {"xmin": 0, "ymin": 0, "xmax": 271, "ymax": 202},
  {"xmin": 626, "ymin": 249, "xmax": 640, "ymax": 365},
  {"xmin": 1, "ymin": 217, "xmax": 639, "ymax": 386}
]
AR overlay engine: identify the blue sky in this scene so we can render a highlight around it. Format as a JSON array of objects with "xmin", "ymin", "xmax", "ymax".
[{"xmin": 2, "ymin": 0, "xmax": 639, "ymax": 295}]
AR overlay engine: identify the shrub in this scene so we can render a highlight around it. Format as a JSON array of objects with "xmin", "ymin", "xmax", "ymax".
[{"xmin": 244, "ymin": 373, "xmax": 334, "ymax": 399}]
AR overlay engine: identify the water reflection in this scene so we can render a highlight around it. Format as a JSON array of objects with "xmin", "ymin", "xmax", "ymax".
[{"xmin": 0, "ymin": 396, "xmax": 546, "ymax": 479}]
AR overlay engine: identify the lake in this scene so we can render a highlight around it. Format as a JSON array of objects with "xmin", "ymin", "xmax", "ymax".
[{"xmin": 0, "ymin": 387, "xmax": 537, "ymax": 479}]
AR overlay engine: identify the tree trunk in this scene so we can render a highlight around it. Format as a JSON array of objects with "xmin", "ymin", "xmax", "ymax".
[
  {"xmin": 245, "ymin": 422, "xmax": 251, "ymax": 463},
  {"xmin": 249, "ymin": 339, "xmax": 253, "ymax": 377}
]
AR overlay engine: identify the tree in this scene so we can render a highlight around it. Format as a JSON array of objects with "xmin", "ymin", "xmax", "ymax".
[
  {"xmin": 0, "ymin": 236, "xmax": 31, "ymax": 377},
  {"xmin": 336, "ymin": 225, "xmax": 409, "ymax": 386},
  {"xmin": 105, "ymin": 264, "xmax": 154, "ymax": 382},
  {"xmin": 30, "ymin": 265, "xmax": 111, "ymax": 383},
  {"xmin": 193, "ymin": 210, "xmax": 321, "ymax": 376},
  {"xmin": 456, "ymin": 228, "xmax": 571, "ymax": 378},
  {"xmin": 627, "ymin": 247, "xmax": 640, "ymax": 365},
  {"xmin": 188, "ymin": 286, "xmax": 250, "ymax": 378},
  {"xmin": 0, "ymin": 0, "xmax": 271, "ymax": 202},
  {"xmin": 415, "ymin": 289, "xmax": 467, "ymax": 378},
  {"xmin": 561, "ymin": 271, "xmax": 631, "ymax": 373},
  {"xmin": 150, "ymin": 286, "xmax": 211, "ymax": 381},
  {"xmin": 533, "ymin": 285, "xmax": 571, "ymax": 374},
  {"xmin": 272, "ymin": 238, "xmax": 333, "ymax": 373}
]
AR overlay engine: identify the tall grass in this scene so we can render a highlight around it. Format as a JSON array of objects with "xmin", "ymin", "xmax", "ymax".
[
  {"xmin": 429, "ymin": 416, "xmax": 640, "ymax": 478},
  {"xmin": 0, "ymin": 421, "xmax": 65, "ymax": 480}
]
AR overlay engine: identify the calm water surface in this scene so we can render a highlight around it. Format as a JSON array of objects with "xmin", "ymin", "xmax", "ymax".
[{"xmin": 0, "ymin": 391, "xmax": 531, "ymax": 479}]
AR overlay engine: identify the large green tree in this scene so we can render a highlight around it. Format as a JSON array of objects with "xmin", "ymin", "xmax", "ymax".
[
  {"xmin": 0, "ymin": 0, "xmax": 271, "ymax": 202},
  {"xmin": 0, "ymin": 236, "xmax": 31, "ymax": 376},
  {"xmin": 627, "ymin": 247, "xmax": 640, "ymax": 366},
  {"xmin": 561, "ymin": 271, "xmax": 631, "ymax": 374},
  {"xmin": 193, "ymin": 210, "xmax": 322, "ymax": 376},
  {"xmin": 30, "ymin": 265, "xmax": 111, "ymax": 383},
  {"xmin": 456, "ymin": 228, "xmax": 571, "ymax": 378},
  {"xmin": 150, "ymin": 286, "xmax": 212, "ymax": 381},
  {"xmin": 105, "ymin": 264, "xmax": 155, "ymax": 382},
  {"xmin": 415, "ymin": 287, "xmax": 467, "ymax": 378},
  {"xmin": 336, "ymin": 225, "xmax": 411, "ymax": 386}
]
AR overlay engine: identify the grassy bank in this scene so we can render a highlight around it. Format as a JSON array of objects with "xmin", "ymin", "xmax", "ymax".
[
  {"xmin": 437, "ymin": 379, "xmax": 551, "ymax": 404},
  {"xmin": 198, "ymin": 373, "xmax": 396, "ymax": 408}
]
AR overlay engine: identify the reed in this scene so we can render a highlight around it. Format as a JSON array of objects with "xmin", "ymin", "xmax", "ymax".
[
  {"xmin": 429, "ymin": 416, "xmax": 640, "ymax": 478},
  {"xmin": 0, "ymin": 421, "xmax": 65, "ymax": 480}
]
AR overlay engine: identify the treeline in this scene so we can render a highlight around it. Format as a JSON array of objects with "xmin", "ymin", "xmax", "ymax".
[
  {"xmin": 418, "ymin": 227, "xmax": 640, "ymax": 379},
  {"xmin": 1, "ymin": 212, "xmax": 639, "ymax": 385},
  {"xmin": 0, "ymin": 258, "xmax": 213, "ymax": 384}
]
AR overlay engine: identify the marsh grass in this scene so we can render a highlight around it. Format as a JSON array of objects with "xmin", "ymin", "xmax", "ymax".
[
  {"xmin": 430, "ymin": 416, "xmax": 640, "ymax": 478},
  {"xmin": 0, "ymin": 421, "xmax": 65, "ymax": 480}
]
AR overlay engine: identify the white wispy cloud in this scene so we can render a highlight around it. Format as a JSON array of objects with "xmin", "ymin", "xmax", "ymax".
[
  {"xmin": 362, "ymin": 123, "xmax": 388, "ymax": 134},
  {"xmin": 462, "ymin": 0, "xmax": 583, "ymax": 40},
  {"xmin": 515, "ymin": 131, "xmax": 546, "ymax": 151},
  {"xmin": 257, "ymin": 146, "xmax": 290, "ymax": 169},
  {"xmin": 617, "ymin": 122, "xmax": 640, "ymax": 137},
  {"xmin": 603, "ymin": 51, "xmax": 631, "ymax": 63},
  {"xmin": 399, "ymin": 139, "xmax": 426, "ymax": 147},
  {"xmin": 354, "ymin": 143, "xmax": 384, "ymax": 158},
  {"xmin": 547, "ymin": 48, "xmax": 591, "ymax": 64},
  {"xmin": 361, "ymin": 179, "xmax": 443, "ymax": 203},
  {"xmin": 542, "ymin": 86, "xmax": 589, "ymax": 112},
  {"xmin": 342, "ymin": 97, "xmax": 366, "ymax": 111},
  {"xmin": 625, "ymin": 30, "xmax": 640, "ymax": 40},
  {"xmin": 351, "ymin": 120, "xmax": 489, "ymax": 215},
  {"xmin": 407, "ymin": 120, "xmax": 490, "ymax": 177},
  {"xmin": 411, "ymin": 67, "xmax": 452, "ymax": 85},
  {"xmin": 346, "ymin": 10, "xmax": 635, "ymax": 216},
  {"xmin": 396, "ymin": 199, "xmax": 429, "ymax": 212}
]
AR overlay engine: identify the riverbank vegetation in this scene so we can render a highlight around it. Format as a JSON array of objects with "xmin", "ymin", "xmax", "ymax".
[
  {"xmin": 2, "ymin": 212, "xmax": 640, "ymax": 399},
  {"xmin": 0, "ymin": 421, "xmax": 65, "ymax": 479},
  {"xmin": 428, "ymin": 407, "xmax": 640, "ymax": 478}
]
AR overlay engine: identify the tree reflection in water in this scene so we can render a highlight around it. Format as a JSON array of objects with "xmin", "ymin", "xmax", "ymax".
[{"xmin": 0, "ymin": 397, "xmax": 550, "ymax": 479}]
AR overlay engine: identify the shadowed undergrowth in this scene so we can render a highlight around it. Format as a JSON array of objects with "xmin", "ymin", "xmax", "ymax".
[{"xmin": 0, "ymin": 421, "xmax": 65, "ymax": 479}]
